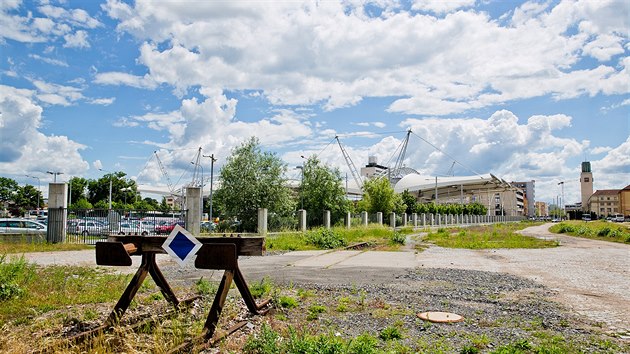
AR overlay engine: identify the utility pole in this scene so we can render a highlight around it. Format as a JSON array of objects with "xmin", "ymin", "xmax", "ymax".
[
  {"xmin": 203, "ymin": 154, "xmax": 217, "ymax": 222},
  {"xmin": 558, "ymin": 181, "xmax": 564, "ymax": 220},
  {"xmin": 25, "ymin": 175, "xmax": 41, "ymax": 210}
]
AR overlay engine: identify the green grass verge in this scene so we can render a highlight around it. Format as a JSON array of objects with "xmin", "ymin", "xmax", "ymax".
[
  {"xmin": 424, "ymin": 224, "xmax": 558, "ymax": 249},
  {"xmin": 549, "ymin": 220, "xmax": 630, "ymax": 243},
  {"xmin": 265, "ymin": 225, "xmax": 416, "ymax": 251},
  {"xmin": 0, "ymin": 242, "xmax": 92, "ymax": 254},
  {"xmin": 0, "ymin": 255, "xmax": 130, "ymax": 325}
]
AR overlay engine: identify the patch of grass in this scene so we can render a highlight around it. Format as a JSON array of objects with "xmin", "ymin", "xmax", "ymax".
[
  {"xmin": 0, "ymin": 242, "xmax": 91, "ymax": 254},
  {"xmin": 278, "ymin": 295, "xmax": 299, "ymax": 309},
  {"xmin": 194, "ymin": 277, "xmax": 217, "ymax": 295},
  {"xmin": 249, "ymin": 276, "xmax": 274, "ymax": 299},
  {"xmin": 306, "ymin": 228, "xmax": 347, "ymax": 249},
  {"xmin": 389, "ymin": 231, "xmax": 406, "ymax": 245},
  {"xmin": 379, "ymin": 325, "xmax": 403, "ymax": 340},
  {"xmin": 307, "ymin": 304, "xmax": 327, "ymax": 320},
  {"xmin": 550, "ymin": 221, "xmax": 629, "ymax": 243},
  {"xmin": 348, "ymin": 333, "xmax": 379, "ymax": 354},
  {"xmin": 425, "ymin": 224, "xmax": 558, "ymax": 249}
]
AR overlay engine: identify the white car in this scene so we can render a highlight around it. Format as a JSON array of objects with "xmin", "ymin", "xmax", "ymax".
[
  {"xmin": 0, "ymin": 218, "xmax": 47, "ymax": 235},
  {"xmin": 115, "ymin": 221, "xmax": 152, "ymax": 236}
]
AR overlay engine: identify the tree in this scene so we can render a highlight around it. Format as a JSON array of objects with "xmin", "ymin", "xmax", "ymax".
[
  {"xmin": 300, "ymin": 156, "xmax": 349, "ymax": 226},
  {"xmin": 0, "ymin": 177, "xmax": 19, "ymax": 205},
  {"xmin": 15, "ymin": 185, "xmax": 42, "ymax": 211},
  {"xmin": 214, "ymin": 137, "xmax": 295, "ymax": 231},
  {"xmin": 68, "ymin": 177, "xmax": 89, "ymax": 204},
  {"xmin": 87, "ymin": 172, "xmax": 136, "ymax": 206},
  {"xmin": 159, "ymin": 197, "xmax": 172, "ymax": 213},
  {"xmin": 401, "ymin": 190, "xmax": 417, "ymax": 215},
  {"xmin": 357, "ymin": 177, "xmax": 405, "ymax": 215},
  {"xmin": 71, "ymin": 198, "xmax": 93, "ymax": 210}
]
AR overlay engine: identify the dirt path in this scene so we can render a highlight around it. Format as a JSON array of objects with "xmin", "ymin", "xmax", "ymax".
[{"xmin": 414, "ymin": 223, "xmax": 630, "ymax": 333}]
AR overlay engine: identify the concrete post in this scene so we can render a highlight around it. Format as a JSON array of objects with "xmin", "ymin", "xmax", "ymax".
[
  {"xmin": 345, "ymin": 212, "xmax": 351, "ymax": 229},
  {"xmin": 402, "ymin": 213, "xmax": 407, "ymax": 227},
  {"xmin": 422, "ymin": 213, "xmax": 426, "ymax": 227},
  {"xmin": 186, "ymin": 187, "xmax": 201, "ymax": 236},
  {"xmin": 47, "ymin": 183, "xmax": 67, "ymax": 243},
  {"xmin": 390, "ymin": 212, "xmax": 396, "ymax": 228},
  {"xmin": 412, "ymin": 213, "xmax": 417, "ymax": 228},
  {"xmin": 258, "ymin": 208, "xmax": 268, "ymax": 236},
  {"xmin": 361, "ymin": 211, "xmax": 368, "ymax": 226},
  {"xmin": 324, "ymin": 210, "xmax": 331, "ymax": 229},
  {"xmin": 299, "ymin": 209, "xmax": 307, "ymax": 232},
  {"xmin": 430, "ymin": 213, "xmax": 435, "ymax": 226},
  {"xmin": 377, "ymin": 212, "xmax": 383, "ymax": 225}
]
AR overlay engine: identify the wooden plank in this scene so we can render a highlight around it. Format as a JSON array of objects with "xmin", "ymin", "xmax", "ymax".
[
  {"xmin": 95, "ymin": 242, "xmax": 133, "ymax": 266},
  {"xmin": 195, "ymin": 244, "xmax": 237, "ymax": 270},
  {"xmin": 106, "ymin": 235, "xmax": 265, "ymax": 256}
]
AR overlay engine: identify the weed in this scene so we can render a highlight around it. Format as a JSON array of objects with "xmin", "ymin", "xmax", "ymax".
[
  {"xmin": 390, "ymin": 232, "xmax": 406, "ymax": 245},
  {"xmin": 307, "ymin": 304, "xmax": 327, "ymax": 320},
  {"xmin": 348, "ymin": 333, "xmax": 379, "ymax": 354},
  {"xmin": 278, "ymin": 295, "xmax": 299, "ymax": 309},
  {"xmin": 306, "ymin": 228, "xmax": 347, "ymax": 249},
  {"xmin": 336, "ymin": 296, "xmax": 351, "ymax": 312},
  {"xmin": 460, "ymin": 345, "xmax": 480, "ymax": 354},
  {"xmin": 379, "ymin": 325, "xmax": 403, "ymax": 340},
  {"xmin": 243, "ymin": 323, "xmax": 280, "ymax": 354},
  {"xmin": 297, "ymin": 288, "xmax": 315, "ymax": 299},
  {"xmin": 249, "ymin": 276, "xmax": 273, "ymax": 298},
  {"xmin": 195, "ymin": 277, "xmax": 217, "ymax": 295}
]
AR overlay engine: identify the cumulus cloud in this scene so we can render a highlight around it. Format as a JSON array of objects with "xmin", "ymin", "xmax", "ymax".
[
  {"xmin": 28, "ymin": 54, "xmax": 69, "ymax": 67},
  {"xmin": 94, "ymin": 72, "xmax": 158, "ymax": 89},
  {"xmin": 31, "ymin": 80, "xmax": 84, "ymax": 106},
  {"xmin": 63, "ymin": 30, "xmax": 89, "ymax": 48},
  {"xmin": 0, "ymin": 85, "xmax": 88, "ymax": 175},
  {"xmin": 99, "ymin": 0, "xmax": 628, "ymax": 115}
]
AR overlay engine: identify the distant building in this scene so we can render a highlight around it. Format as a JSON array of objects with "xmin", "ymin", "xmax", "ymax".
[
  {"xmin": 360, "ymin": 156, "xmax": 388, "ymax": 179},
  {"xmin": 535, "ymin": 201, "xmax": 548, "ymax": 217},
  {"xmin": 511, "ymin": 181, "xmax": 535, "ymax": 217},
  {"xmin": 620, "ymin": 185, "xmax": 630, "ymax": 217},
  {"xmin": 588, "ymin": 190, "xmax": 621, "ymax": 216},
  {"xmin": 580, "ymin": 161, "xmax": 593, "ymax": 211}
]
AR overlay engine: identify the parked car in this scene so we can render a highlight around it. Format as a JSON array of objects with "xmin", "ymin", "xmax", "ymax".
[
  {"xmin": 0, "ymin": 218, "xmax": 47, "ymax": 235},
  {"xmin": 201, "ymin": 221, "xmax": 216, "ymax": 232},
  {"xmin": 67, "ymin": 219, "xmax": 108, "ymax": 236},
  {"xmin": 155, "ymin": 220, "xmax": 185, "ymax": 234},
  {"xmin": 116, "ymin": 221, "xmax": 153, "ymax": 236},
  {"xmin": 613, "ymin": 214, "xmax": 625, "ymax": 222},
  {"xmin": 582, "ymin": 215, "xmax": 592, "ymax": 221}
]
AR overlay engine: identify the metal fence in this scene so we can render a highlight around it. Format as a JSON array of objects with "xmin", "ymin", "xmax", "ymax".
[{"xmin": 60, "ymin": 209, "xmax": 187, "ymax": 245}]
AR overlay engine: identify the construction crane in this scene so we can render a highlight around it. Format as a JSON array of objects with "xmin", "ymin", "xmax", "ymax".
[
  {"xmin": 390, "ymin": 129, "xmax": 412, "ymax": 179},
  {"xmin": 447, "ymin": 161, "xmax": 456, "ymax": 176},
  {"xmin": 336, "ymin": 136, "xmax": 363, "ymax": 189},
  {"xmin": 189, "ymin": 147, "xmax": 203, "ymax": 187},
  {"xmin": 154, "ymin": 151, "xmax": 176, "ymax": 194}
]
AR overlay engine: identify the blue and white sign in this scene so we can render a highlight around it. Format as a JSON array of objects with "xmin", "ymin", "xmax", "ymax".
[{"xmin": 162, "ymin": 225, "xmax": 202, "ymax": 266}]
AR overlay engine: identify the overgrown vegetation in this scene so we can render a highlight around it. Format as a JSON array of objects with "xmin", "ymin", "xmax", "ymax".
[
  {"xmin": 425, "ymin": 224, "xmax": 559, "ymax": 249},
  {"xmin": 550, "ymin": 221, "xmax": 630, "ymax": 243},
  {"xmin": 266, "ymin": 225, "xmax": 416, "ymax": 251},
  {"xmin": 0, "ymin": 242, "xmax": 91, "ymax": 254}
]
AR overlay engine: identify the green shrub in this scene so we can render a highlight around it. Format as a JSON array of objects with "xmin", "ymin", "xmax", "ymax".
[
  {"xmin": 390, "ymin": 232, "xmax": 406, "ymax": 245},
  {"xmin": 306, "ymin": 229, "xmax": 347, "ymax": 249},
  {"xmin": 243, "ymin": 323, "xmax": 280, "ymax": 354},
  {"xmin": 379, "ymin": 325, "xmax": 403, "ymax": 340},
  {"xmin": 460, "ymin": 345, "xmax": 480, "ymax": 354},
  {"xmin": 348, "ymin": 333, "xmax": 378, "ymax": 354},
  {"xmin": 307, "ymin": 304, "xmax": 327, "ymax": 320},
  {"xmin": 0, "ymin": 256, "xmax": 34, "ymax": 301},
  {"xmin": 278, "ymin": 295, "xmax": 298, "ymax": 309},
  {"xmin": 195, "ymin": 277, "xmax": 216, "ymax": 295},
  {"xmin": 249, "ymin": 277, "xmax": 273, "ymax": 298}
]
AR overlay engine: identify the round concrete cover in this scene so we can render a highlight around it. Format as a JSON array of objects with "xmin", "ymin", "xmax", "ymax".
[{"xmin": 417, "ymin": 311, "xmax": 464, "ymax": 323}]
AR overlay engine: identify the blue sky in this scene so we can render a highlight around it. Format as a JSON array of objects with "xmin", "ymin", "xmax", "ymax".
[{"xmin": 1, "ymin": 0, "xmax": 628, "ymax": 205}]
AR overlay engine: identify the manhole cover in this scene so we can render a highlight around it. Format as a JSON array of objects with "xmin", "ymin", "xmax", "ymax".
[{"xmin": 417, "ymin": 311, "xmax": 464, "ymax": 323}]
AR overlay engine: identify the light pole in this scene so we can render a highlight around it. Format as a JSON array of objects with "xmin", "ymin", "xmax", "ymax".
[
  {"xmin": 99, "ymin": 168, "xmax": 113, "ymax": 210},
  {"xmin": 191, "ymin": 161, "xmax": 204, "ymax": 219},
  {"xmin": 296, "ymin": 165, "xmax": 304, "ymax": 209},
  {"xmin": 558, "ymin": 181, "xmax": 564, "ymax": 220},
  {"xmin": 46, "ymin": 171, "xmax": 63, "ymax": 183},
  {"xmin": 25, "ymin": 175, "xmax": 41, "ymax": 210},
  {"xmin": 203, "ymin": 154, "xmax": 217, "ymax": 222}
]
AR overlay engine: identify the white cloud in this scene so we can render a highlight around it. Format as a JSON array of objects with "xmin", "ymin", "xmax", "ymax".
[
  {"xmin": 63, "ymin": 30, "xmax": 89, "ymax": 48},
  {"xmin": 99, "ymin": 0, "xmax": 628, "ymax": 116},
  {"xmin": 93, "ymin": 160, "xmax": 103, "ymax": 170},
  {"xmin": 0, "ymin": 85, "xmax": 88, "ymax": 175},
  {"xmin": 411, "ymin": 0, "xmax": 476, "ymax": 14},
  {"xmin": 590, "ymin": 146, "xmax": 612, "ymax": 154},
  {"xmin": 94, "ymin": 71, "xmax": 158, "ymax": 89},
  {"xmin": 31, "ymin": 80, "xmax": 84, "ymax": 106},
  {"xmin": 89, "ymin": 97, "xmax": 115, "ymax": 105},
  {"xmin": 28, "ymin": 54, "xmax": 69, "ymax": 67}
]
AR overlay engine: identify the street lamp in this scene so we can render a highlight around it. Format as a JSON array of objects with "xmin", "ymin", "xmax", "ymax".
[
  {"xmin": 558, "ymin": 181, "xmax": 565, "ymax": 220},
  {"xmin": 46, "ymin": 171, "xmax": 63, "ymax": 183},
  {"xmin": 191, "ymin": 161, "xmax": 204, "ymax": 219},
  {"xmin": 203, "ymin": 154, "xmax": 217, "ymax": 222},
  {"xmin": 99, "ymin": 168, "xmax": 113, "ymax": 210},
  {"xmin": 25, "ymin": 175, "xmax": 41, "ymax": 211},
  {"xmin": 296, "ymin": 165, "xmax": 304, "ymax": 210}
]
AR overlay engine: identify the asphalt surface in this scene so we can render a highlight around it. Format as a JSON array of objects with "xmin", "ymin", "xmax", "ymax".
[{"xmin": 18, "ymin": 223, "xmax": 630, "ymax": 333}]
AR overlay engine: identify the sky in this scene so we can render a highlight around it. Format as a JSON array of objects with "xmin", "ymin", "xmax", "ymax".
[{"xmin": 1, "ymin": 0, "xmax": 628, "ymax": 206}]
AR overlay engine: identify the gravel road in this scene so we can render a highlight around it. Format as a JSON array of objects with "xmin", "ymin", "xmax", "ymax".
[{"xmin": 20, "ymin": 223, "xmax": 630, "ymax": 336}]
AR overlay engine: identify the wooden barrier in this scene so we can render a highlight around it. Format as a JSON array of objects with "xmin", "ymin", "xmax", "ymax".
[{"xmin": 95, "ymin": 235, "xmax": 268, "ymax": 343}]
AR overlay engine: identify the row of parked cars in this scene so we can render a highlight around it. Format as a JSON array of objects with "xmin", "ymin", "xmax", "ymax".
[{"xmin": 0, "ymin": 217, "xmax": 187, "ymax": 236}]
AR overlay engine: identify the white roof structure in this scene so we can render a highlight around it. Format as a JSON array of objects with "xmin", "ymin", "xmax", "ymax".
[{"xmin": 393, "ymin": 173, "xmax": 514, "ymax": 194}]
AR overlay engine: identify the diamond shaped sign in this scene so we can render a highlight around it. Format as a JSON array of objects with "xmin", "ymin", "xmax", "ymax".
[{"xmin": 162, "ymin": 224, "xmax": 202, "ymax": 266}]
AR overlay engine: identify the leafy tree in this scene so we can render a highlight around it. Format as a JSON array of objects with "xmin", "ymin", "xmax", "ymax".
[
  {"xmin": 0, "ymin": 177, "xmax": 19, "ymax": 205},
  {"xmin": 159, "ymin": 197, "xmax": 172, "ymax": 213},
  {"xmin": 401, "ymin": 190, "xmax": 417, "ymax": 214},
  {"xmin": 357, "ymin": 177, "xmax": 405, "ymax": 215},
  {"xmin": 300, "ymin": 156, "xmax": 349, "ymax": 226},
  {"xmin": 15, "ymin": 185, "xmax": 42, "ymax": 211},
  {"xmin": 214, "ymin": 137, "xmax": 296, "ymax": 231},
  {"xmin": 87, "ymin": 172, "xmax": 136, "ymax": 206},
  {"xmin": 68, "ymin": 177, "xmax": 89, "ymax": 204},
  {"xmin": 71, "ymin": 198, "xmax": 93, "ymax": 210}
]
